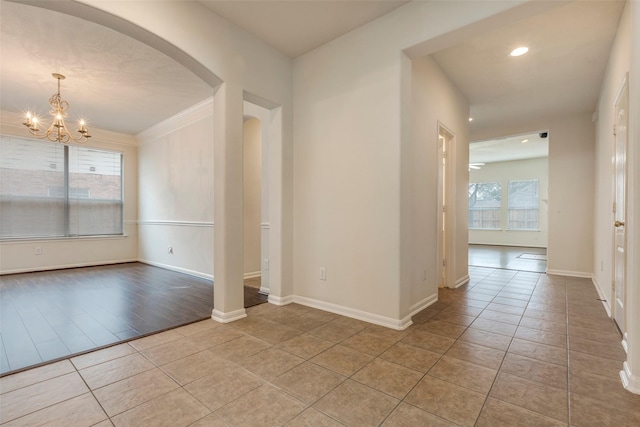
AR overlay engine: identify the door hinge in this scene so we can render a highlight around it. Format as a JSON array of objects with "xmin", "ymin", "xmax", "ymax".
[
  {"xmin": 613, "ymin": 124, "xmax": 617, "ymax": 136},
  {"xmin": 442, "ymin": 205, "xmax": 447, "ymax": 213},
  {"xmin": 442, "ymin": 259, "xmax": 447, "ymax": 267}
]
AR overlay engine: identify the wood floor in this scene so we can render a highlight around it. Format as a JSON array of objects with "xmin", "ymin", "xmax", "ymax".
[
  {"xmin": 0, "ymin": 263, "xmax": 267, "ymax": 376},
  {"xmin": 469, "ymin": 244, "xmax": 547, "ymax": 273}
]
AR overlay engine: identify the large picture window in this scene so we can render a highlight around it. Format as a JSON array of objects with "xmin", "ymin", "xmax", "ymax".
[
  {"xmin": 0, "ymin": 135, "xmax": 123, "ymax": 239},
  {"xmin": 468, "ymin": 182, "xmax": 501, "ymax": 230},
  {"xmin": 508, "ymin": 179, "xmax": 539, "ymax": 230}
]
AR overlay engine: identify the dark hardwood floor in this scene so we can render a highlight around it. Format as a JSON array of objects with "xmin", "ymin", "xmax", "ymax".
[{"xmin": 0, "ymin": 262, "xmax": 267, "ymax": 376}]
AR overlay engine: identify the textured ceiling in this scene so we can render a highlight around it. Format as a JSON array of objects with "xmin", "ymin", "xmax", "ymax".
[{"xmin": 0, "ymin": 1, "xmax": 213, "ymax": 135}]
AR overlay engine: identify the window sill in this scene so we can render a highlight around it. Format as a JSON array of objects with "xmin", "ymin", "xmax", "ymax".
[
  {"xmin": 0, "ymin": 234, "xmax": 128, "ymax": 244},
  {"xmin": 507, "ymin": 229, "xmax": 541, "ymax": 232},
  {"xmin": 469, "ymin": 228, "xmax": 503, "ymax": 231}
]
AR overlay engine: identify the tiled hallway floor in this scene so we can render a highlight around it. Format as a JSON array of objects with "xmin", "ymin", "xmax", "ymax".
[{"xmin": 1, "ymin": 267, "xmax": 639, "ymax": 426}]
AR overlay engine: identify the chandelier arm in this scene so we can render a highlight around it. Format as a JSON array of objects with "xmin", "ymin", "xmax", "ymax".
[{"xmin": 22, "ymin": 73, "xmax": 90, "ymax": 144}]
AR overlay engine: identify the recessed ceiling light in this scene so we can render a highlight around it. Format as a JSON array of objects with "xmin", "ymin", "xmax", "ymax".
[
  {"xmin": 521, "ymin": 139, "xmax": 529, "ymax": 143},
  {"xmin": 468, "ymin": 117, "xmax": 473, "ymax": 122},
  {"xmin": 510, "ymin": 47, "xmax": 529, "ymax": 57}
]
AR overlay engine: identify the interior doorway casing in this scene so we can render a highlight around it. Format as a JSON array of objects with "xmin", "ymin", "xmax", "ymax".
[
  {"xmin": 612, "ymin": 74, "xmax": 629, "ymax": 335},
  {"xmin": 437, "ymin": 123, "xmax": 455, "ymax": 288}
]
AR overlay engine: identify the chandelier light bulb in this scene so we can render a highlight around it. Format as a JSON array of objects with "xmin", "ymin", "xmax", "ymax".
[{"xmin": 22, "ymin": 73, "xmax": 90, "ymax": 143}]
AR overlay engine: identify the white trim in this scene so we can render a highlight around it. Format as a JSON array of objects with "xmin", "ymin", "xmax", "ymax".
[
  {"xmin": 243, "ymin": 271, "xmax": 261, "ymax": 280},
  {"xmin": 292, "ymin": 295, "xmax": 414, "ymax": 330},
  {"xmin": 260, "ymin": 222, "xmax": 271, "ymax": 229},
  {"xmin": 259, "ymin": 286, "xmax": 270, "ymax": 295},
  {"xmin": 453, "ymin": 275, "xmax": 470, "ymax": 289},
  {"xmin": 622, "ymin": 333, "xmax": 629, "ymax": 354},
  {"xmin": 546, "ymin": 269, "xmax": 593, "ymax": 279},
  {"xmin": 591, "ymin": 276, "xmax": 612, "ymax": 317},
  {"xmin": 137, "ymin": 220, "xmax": 214, "ymax": 228},
  {"xmin": 0, "ymin": 234, "xmax": 128, "ymax": 244},
  {"xmin": 621, "ymin": 361, "xmax": 640, "ymax": 395},
  {"xmin": 268, "ymin": 294, "xmax": 294, "ymax": 306},
  {"xmin": 137, "ymin": 97, "xmax": 214, "ymax": 143},
  {"xmin": 138, "ymin": 259, "xmax": 213, "ymax": 280},
  {"xmin": 211, "ymin": 308, "xmax": 247, "ymax": 324},
  {"xmin": 407, "ymin": 293, "xmax": 439, "ymax": 317},
  {"xmin": 0, "ymin": 258, "xmax": 138, "ymax": 275}
]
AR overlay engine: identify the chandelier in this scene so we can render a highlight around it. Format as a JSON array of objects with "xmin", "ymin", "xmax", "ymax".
[{"xmin": 23, "ymin": 73, "xmax": 91, "ymax": 143}]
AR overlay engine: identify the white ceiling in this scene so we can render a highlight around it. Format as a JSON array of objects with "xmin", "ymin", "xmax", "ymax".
[
  {"xmin": 470, "ymin": 132, "xmax": 548, "ymax": 164},
  {"xmin": 0, "ymin": 1, "xmax": 213, "ymax": 135},
  {"xmin": 197, "ymin": 0, "xmax": 409, "ymax": 58},
  {"xmin": 431, "ymin": 0, "xmax": 625, "ymax": 133},
  {"xmin": 0, "ymin": 0, "xmax": 628, "ymax": 142}
]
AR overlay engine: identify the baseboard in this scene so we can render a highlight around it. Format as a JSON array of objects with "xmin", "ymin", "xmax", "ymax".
[
  {"xmin": 0, "ymin": 258, "xmax": 138, "ymax": 276},
  {"xmin": 591, "ymin": 276, "xmax": 612, "ymax": 317},
  {"xmin": 621, "ymin": 362, "xmax": 640, "ymax": 395},
  {"xmin": 546, "ymin": 269, "xmax": 593, "ymax": 279},
  {"xmin": 292, "ymin": 295, "xmax": 413, "ymax": 330},
  {"xmin": 453, "ymin": 275, "xmax": 470, "ymax": 288},
  {"xmin": 138, "ymin": 259, "xmax": 213, "ymax": 281},
  {"xmin": 268, "ymin": 294, "xmax": 294, "ymax": 306},
  {"xmin": 622, "ymin": 333, "xmax": 628, "ymax": 353},
  {"xmin": 259, "ymin": 287, "xmax": 270, "ymax": 295},
  {"xmin": 406, "ymin": 293, "xmax": 439, "ymax": 319},
  {"xmin": 243, "ymin": 271, "xmax": 261, "ymax": 280},
  {"xmin": 211, "ymin": 308, "xmax": 246, "ymax": 323}
]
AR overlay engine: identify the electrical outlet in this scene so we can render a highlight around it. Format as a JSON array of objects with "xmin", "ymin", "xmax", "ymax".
[
  {"xmin": 168, "ymin": 246, "xmax": 173, "ymax": 254},
  {"xmin": 34, "ymin": 247, "xmax": 42, "ymax": 255},
  {"xmin": 264, "ymin": 258, "xmax": 270, "ymax": 270},
  {"xmin": 320, "ymin": 267, "xmax": 326, "ymax": 281}
]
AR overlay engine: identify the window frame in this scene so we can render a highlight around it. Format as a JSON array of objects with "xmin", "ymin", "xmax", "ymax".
[
  {"xmin": 507, "ymin": 179, "xmax": 539, "ymax": 231},
  {"xmin": 468, "ymin": 181, "xmax": 502, "ymax": 230},
  {"xmin": 0, "ymin": 135, "xmax": 124, "ymax": 240}
]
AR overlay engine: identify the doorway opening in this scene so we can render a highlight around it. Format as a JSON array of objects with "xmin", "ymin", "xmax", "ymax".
[
  {"xmin": 242, "ymin": 116, "xmax": 265, "ymax": 304},
  {"xmin": 468, "ymin": 131, "xmax": 549, "ymax": 273}
]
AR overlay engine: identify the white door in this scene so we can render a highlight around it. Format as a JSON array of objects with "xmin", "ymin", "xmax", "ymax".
[
  {"xmin": 437, "ymin": 125, "xmax": 454, "ymax": 288},
  {"xmin": 613, "ymin": 75, "xmax": 628, "ymax": 332}
]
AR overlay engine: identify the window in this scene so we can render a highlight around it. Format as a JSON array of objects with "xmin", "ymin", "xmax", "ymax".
[
  {"xmin": 0, "ymin": 135, "xmax": 123, "ymax": 239},
  {"xmin": 468, "ymin": 182, "xmax": 501, "ymax": 229},
  {"xmin": 508, "ymin": 179, "xmax": 539, "ymax": 230}
]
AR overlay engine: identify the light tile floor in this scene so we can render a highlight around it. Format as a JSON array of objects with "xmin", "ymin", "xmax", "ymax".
[{"xmin": 1, "ymin": 267, "xmax": 639, "ymax": 426}]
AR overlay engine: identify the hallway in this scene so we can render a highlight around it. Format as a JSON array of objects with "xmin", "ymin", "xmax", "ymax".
[{"xmin": 1, "ymin": 267, "xmax": 637, "ymax": 426}]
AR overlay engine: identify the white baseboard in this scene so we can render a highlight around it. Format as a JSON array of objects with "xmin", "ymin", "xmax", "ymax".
[
  {"xmin": 406, "ymin": 293, "xmax": 438, "ymax": 318},
  {"xmin": 621, "ymin": 361, "xmax": 640, "ymax": 395},
  {"xmin": 546, "ymin": 269, "xmax": 593, "ymax": 279},
  {"xmin": 259, "ymin": 286, "xmax": 270, "ymax": 295},
  {"xmin": 138, "ymin": 259, "xmax": 213, "ymax": 281},
  {"xmin": 292, "ymin": 295, "xmax": 413, "ymax": 330},
  {"xmin": 244, "ymin": 271, "xmax": 261, "ymax": 280},
  {"xmin": 591, "ymin": 276, "xmax": 612, "ymax": 317},
  {"xmin": 453, "ymin": 275, "xmax": 470, "ymax": 288},
  {"xmin": 0, "ymin": 258, "xmax": 138, "ymax": 275},
  {"xmin": 211, "ymin": 308, "xmax": 246, "ymax": 323},
  {"xmin": 268, "ymin": 294, "xmax": 294, "ymax": 306}
]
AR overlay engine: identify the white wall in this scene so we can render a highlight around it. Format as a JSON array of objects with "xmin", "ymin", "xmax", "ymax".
[
  {"xmin": 594, "ymin": 2, "xmax": 631, "ymax": 306},
  {"xmin": 243, "ymin": 117, "xmax": 261, "ymax": 277},
  {"xmin": 471, "ymin": 112, "xmax": 595, "ymax": 277},
  {"xmin": 404, "ymin": 55, "xmax": 470, "ymax": 318},
  {"xmin": 292, "ymin": 1, "xmax": 523, "ymax": 327},
  {"xmin": 0, "ymin": 111, "xmax": 138, "ymax": 274},
  {"xmin": 137, "ymin": 98, "xmax": 214, "ymax": 279},
  {"xmin": 469, "ymin": 157, "xmax": 549, "ymax": 248}
]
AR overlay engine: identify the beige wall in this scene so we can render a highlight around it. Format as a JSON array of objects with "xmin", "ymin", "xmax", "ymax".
[
  {"xmin": 137, "ymin": 99, "xmax": 214, "ymax": 279},
  {"xmin": 469, "ymin": 157, "xmax": 549, "ymax": 248},
  {"xmin": 405, "ymin": 55, "xmax": 470, "ymax": 318},
  {"xmin": 594, "ymin": 2, "xmax": 631, "ymax": 306},
  {"xmin": 243, "ymin": 117, "xmax": 262, "ymax": 276},
  {"xmin": 0, "ymin": 112, "xmax": 138, "ymax": 274},
  {"xmin": 471, "ymin": 112, "xmax": 595, "ymax": 277}
]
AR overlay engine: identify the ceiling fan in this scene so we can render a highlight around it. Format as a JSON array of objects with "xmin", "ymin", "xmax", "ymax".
[{"xmin": 469, "ymin": 162, "xmax": 485, "ymax": 170}]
